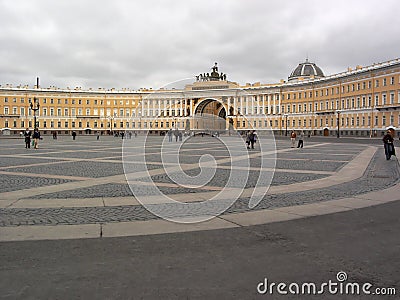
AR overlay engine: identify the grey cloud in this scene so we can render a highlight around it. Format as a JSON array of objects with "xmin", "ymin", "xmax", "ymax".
[{"xmin": 0, "ymin": 0, "xmax": 399, "ymax": 90}]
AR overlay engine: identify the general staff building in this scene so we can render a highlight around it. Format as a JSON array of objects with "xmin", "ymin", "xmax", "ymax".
[{"xmin": 1, "ymin": 58, "xmax": 399, "ymax": 137}]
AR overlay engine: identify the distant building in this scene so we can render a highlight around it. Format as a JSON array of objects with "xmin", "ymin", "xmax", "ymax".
[{"xmin": 1, "ymin": 59, "xmax": 399, "ymax": 137}]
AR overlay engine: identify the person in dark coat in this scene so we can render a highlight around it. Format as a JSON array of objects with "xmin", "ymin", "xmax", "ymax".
[
  {"xmin": 32, "ymin": 129, "xmax": 40, "ymax": 149},
  {"xmin": 247, "ymin": 131, "xmax": 256, "ymax": 149},
  {"xmin": 23, "ymin": 128, "xmax": 31, "ymax": 149},
  {"xmin": 382, "ymin": 130, "xmax": 395, "ymax": 160}
]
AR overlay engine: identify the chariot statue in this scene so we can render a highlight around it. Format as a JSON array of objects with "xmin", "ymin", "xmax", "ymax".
[{"xmin": 195, "ymin": 62, "xmax": 227, "ymax": 82}]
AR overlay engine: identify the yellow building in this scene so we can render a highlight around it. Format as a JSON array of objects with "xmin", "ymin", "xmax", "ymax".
[{"xmin": 0, "ymin": 58, "xmax": 399, "ymax": 137}]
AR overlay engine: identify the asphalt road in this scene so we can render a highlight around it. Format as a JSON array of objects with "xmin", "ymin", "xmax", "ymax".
[{"xmin": 1, "ymin": 200, "xmax": 399, "ymax": 299}]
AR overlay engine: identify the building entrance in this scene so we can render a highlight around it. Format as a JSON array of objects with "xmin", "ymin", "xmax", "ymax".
[{"xmin": 193, "ymin": 99, "xmax": 226, "ymax": 134}]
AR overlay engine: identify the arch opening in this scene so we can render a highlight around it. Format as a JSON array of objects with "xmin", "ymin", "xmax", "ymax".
[{"xmin": 193, "ymin": 98, "xmax": 227, "ymax": 133}]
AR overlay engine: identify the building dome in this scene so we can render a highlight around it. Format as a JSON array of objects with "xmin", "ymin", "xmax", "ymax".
[{"xmin": 288, "ymin": 59, "xmax": 325, "ymax": 81}]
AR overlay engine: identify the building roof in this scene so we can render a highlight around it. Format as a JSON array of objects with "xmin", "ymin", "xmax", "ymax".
[{"xmin": 288, "ymin": 59, "xmax": 325, "ymax": 81}]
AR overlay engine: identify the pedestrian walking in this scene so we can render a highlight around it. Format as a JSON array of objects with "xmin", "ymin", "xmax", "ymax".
[
  {"xmin": 290, "ymin": 130, "xmax": 296, "ymax": 148},
  {"xmin": 32, "ymin": 128, "xmax": 40, "ymax": 149},
  {"xmin": 174, "ymin": 130, "xmax": 179, "ymax": 142},
  {"xmin": 382, "ymin": 130, "xmax": 395, "ymax": 160},
  {"xmin": 96, "ymin": 132, "xmax": 100, "ymax": 140},
  {"xmin": 297, "ymin": 131, "xmax": 304, "ymax": 148},
  {"xmin": 23, "ymin": 128, "xmax": 31, "ymax": 149},
  {"xmin": 72, "ymin": 131, "xmax": 76, "ymax": 140},
  {"xmin": 168, "ymin": 129, "xmax": 173, "ymax": 142},
  {"xmin": 250, "ymin": 131, "xmax": 256, "ymax": 149},
  {"xmin": 246, "ymin": 130, "xmax": 256, "ymax": 149}
]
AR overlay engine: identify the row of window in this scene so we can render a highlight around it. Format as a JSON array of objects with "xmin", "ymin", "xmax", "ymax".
[
  {"xmin": 1, "ymin": 107, "xmax": 191, "ymax": 118},
  {"xmin": 284, "ymin": 76, "xmax": 399, "ymax": 100},
  {"xmin": 3, "ymin": 120, "xmax": 188, "ymax": 130},
  {"xmin": 1, "ymin": 97, "xmax": 140, "ymax": 106},
  {"xmin": 282, "ymin": 92, "xmax": 400, "ymax": 113}
]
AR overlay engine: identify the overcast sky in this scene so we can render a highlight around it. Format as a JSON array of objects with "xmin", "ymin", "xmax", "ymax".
[{"xmin": 1, "ymin": 0, "xmax": 399, "ymax": 90}]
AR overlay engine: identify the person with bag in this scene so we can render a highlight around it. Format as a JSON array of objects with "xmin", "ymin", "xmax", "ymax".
[
  {"xmin": 32, "ymin": 128, "xmax": 40, "ymax": 149},
  {"xmin": 23, "ymin": 128, "xmax": 31, "ymax": 149},
  {"xmin": 382, "ymin": 130, "xmax": 395, "ymax": 160}
]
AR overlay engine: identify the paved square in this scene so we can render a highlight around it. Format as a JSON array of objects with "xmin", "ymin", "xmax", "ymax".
[{"xmin": 0, "ymin": 135, "xmax": 399, "ymax": 231}]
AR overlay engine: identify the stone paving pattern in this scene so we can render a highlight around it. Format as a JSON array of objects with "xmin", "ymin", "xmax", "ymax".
[
  {"xmin": 0, "ymin": 174, "xmax": 76, "ymax": 193},
  {"xmin": 0, "ymin": 135, "xmax": 399, "ymax": 226}
]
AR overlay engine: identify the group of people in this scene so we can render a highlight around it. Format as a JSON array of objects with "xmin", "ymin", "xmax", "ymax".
[
  {"xmin": 167, "ymin": 129, "xmax": 183, "ymax": 142},
  {"xmin": 288, "ymin": 129, "xmax": 397, "ymax": 160},
  {"xmin": 290, "ymin": 130, "xmax": 305, "ymax": 148},
  {"xmin": 245, "ymin": 130, "xmax": 257, "ymax": 149},
  {"xmin": 23, "ymin": 128, "xmax": 40, "ymax": 149},
  {"xmin": 21, "ymin": 127, "xmax": 398, "ymax": 161}
]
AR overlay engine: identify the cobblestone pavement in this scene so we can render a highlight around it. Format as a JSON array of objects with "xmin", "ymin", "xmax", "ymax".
[
  {"xmin": 0, "ymin": 135, "xmax": 399, "ymax": 226},
  {"xmin": 0, "ymin": 173, "xmax": 76, "ymax": 193}
]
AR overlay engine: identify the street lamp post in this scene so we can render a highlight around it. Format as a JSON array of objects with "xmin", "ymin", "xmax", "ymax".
[
  {"xmin": 284, "ymin": 114, "xmax": 288, "ymax": 136},
  {"xmin": 29, "ymin": 77, "xmax": 40, "ymax": 130},
  {"xmin": 336, "ymin": 110, "xmax": 341, "ymax": 138},
  {"xmin": 108, "ymin": 113, "xmax": 115, "ymax": 135}
]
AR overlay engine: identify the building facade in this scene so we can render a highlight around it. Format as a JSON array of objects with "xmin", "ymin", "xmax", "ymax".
[{"xmin": 1, "ymin": 58, "xmax": 399, "ymax": 137}]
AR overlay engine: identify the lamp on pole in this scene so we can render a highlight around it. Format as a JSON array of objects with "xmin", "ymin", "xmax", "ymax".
[
  {"xmin": 336, "ymin": 110, "xmax": 341, "ymax": 138},
  {"xmin": 108, "ymin": 113, "xmax": 115, "ymax": 135},
  {"xmin": 29, "ymin": 77, "xmax": 40, "ymax": 130},
  {"xmin": 283, "ymin": 114, "xmax": 288, "ymax": 136}
]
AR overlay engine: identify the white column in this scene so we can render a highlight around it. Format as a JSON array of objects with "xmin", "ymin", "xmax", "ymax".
[
  {"xmin": 254, "ymin": 95, "xmax": 257, "ymax": 115},
  {"xmin": 278, "ymin": 94, "xmax": 281, "ymax": 114},
  {"xmin": 246, "ymin": 96, "xmax": 249, "ymax": 116},
  {"xmin": 262, "ymin": 95, "xmax": 265, "ymax": 115}
]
